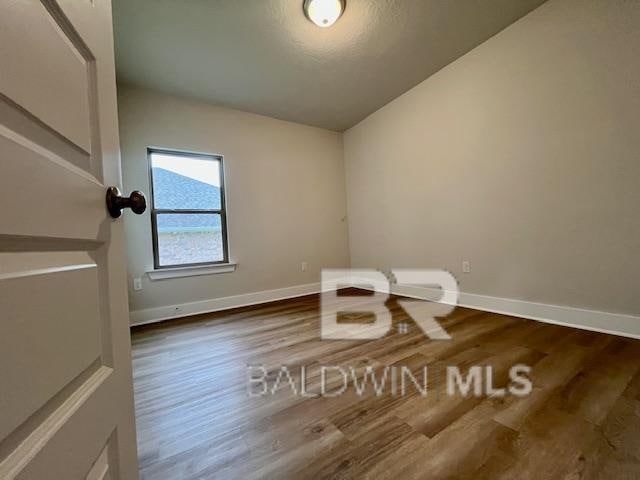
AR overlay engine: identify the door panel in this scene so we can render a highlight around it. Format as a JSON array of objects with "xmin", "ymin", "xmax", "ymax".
[
  {"xmin": 0, "ymin": 96, "xmax": 91, "ymax": 173},
  {"xmin": 0, "ymin": 0, "xmax": 93, "ymax": 153},
  {"xmin": 0, "ymin": 1, "xmax": 139, "ymax": 479},
  {"xmin": 86, "ymin": 445, "xmax": 112, "ymax": 480},
  {"xmin": 0, "ymin": 132, "xmax": 104, "ymax": 240},
  {"xmin": 0, "ymin": 256, "xmax": 101, "ymax": 441}
]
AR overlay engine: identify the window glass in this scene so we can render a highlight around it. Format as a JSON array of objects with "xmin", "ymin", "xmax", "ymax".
[
  {"xmin": 156, "ymin": 213, "xmax": 224, "ymax": 266},
  {"xmin": 148, "ymin": 149, "xmax": 228, "ymax": 268},
  {"xmin": 151, "ymin": 153, "xmax": 221, "ymax": 210}
]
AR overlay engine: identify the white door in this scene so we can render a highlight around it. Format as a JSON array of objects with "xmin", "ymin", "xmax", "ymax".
[{"xmin": 0, "ymin": 1, "xmax": 139, "ymax": 479}]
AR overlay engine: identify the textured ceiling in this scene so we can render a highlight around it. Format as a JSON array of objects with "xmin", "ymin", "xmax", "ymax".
[{"xmin": 113, "ymin": 0, "xmax": 546, "ymax": 131}]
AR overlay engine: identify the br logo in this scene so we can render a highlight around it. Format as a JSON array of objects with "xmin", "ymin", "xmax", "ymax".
[{"xmin": 320, "ymin": 269, "xmax": 459, "ymax": 341}]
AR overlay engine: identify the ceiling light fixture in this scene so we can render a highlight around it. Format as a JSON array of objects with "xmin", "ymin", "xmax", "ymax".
[{"xmin": 303, "ymin": 0, "xmax": 345, "ymax": 28}]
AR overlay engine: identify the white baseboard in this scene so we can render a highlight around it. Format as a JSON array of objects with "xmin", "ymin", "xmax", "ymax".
[
  {"xmin": 130, "ymin": 281, "xmax": 640, "ymax": 340},
  {"xmin": 388, "ymin": 284, "xmax": 640, "ymax": 340},
  {"xmin": 129, "ymin": 282, "xmax": 324, "ymax": 327}
]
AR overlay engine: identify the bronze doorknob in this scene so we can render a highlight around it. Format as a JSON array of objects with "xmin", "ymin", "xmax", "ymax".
[{"xmin": 106, "ymin": 186, "xmax": 147, "ymax": 218}]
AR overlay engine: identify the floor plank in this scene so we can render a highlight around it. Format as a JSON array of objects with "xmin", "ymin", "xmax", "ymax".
[{"xmin": 131, "ymin": 289, "xmax": 640, "ymax": 479}]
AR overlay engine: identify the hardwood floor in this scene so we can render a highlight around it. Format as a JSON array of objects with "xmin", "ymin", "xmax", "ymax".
[{"xmin": 131, "ymin": 289, "xmax": 640, "ymax": 479}]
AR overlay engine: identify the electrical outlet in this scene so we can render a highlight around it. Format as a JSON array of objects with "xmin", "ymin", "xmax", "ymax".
[
  {"xmin": 462, "ymin": 261, "xmax": 471, "ymax": 274},
  {"xmin": 301, "ymin": 261, "xmax": 308, "ymax": 272},
  {"xmin": 133, "ymin": 277, "xmax": 143, "ymax": 291}
]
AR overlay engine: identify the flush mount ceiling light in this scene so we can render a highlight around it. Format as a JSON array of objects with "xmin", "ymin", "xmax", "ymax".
[{"xmin": 303, "ymin": 0, "xmax": 346, "ymax": 28}]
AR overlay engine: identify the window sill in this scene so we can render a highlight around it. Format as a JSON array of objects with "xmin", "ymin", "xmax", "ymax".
[{"xmin": 147, "ymin": 262, "xmax": 237, "ymax": 280}]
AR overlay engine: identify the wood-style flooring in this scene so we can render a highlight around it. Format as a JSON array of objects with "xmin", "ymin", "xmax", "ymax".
[{"xmin": 131, "ymin": 289, "xmax": 640, "ymax": 479}]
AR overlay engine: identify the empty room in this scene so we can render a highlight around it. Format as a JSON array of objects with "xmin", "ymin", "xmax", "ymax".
[{"xmin": 2, "ymin": 0, "xmax": 639, "ymax": 479}]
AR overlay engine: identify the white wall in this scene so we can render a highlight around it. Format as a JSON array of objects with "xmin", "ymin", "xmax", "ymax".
[
  {"xmin": 120, "ymin": 0, "xmax": 640, "ymax": 330},
  {"xmin": 118, "ymin": 85, "xmax": 350, "ymax": 320},
  {"xmin": 344, "ymin": 0, "xmax": 640, "ymax": 317}
]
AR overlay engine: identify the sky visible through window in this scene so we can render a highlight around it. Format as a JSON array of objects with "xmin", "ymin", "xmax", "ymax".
[{"xmin": 151, "ymin": 153, "xmax": 220, "ymax": 187}]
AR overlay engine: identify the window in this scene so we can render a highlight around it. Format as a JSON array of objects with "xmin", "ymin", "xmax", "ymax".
[{"xmin": 148, "ymin": 148, "xmax": 229, "ymax": 269}]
